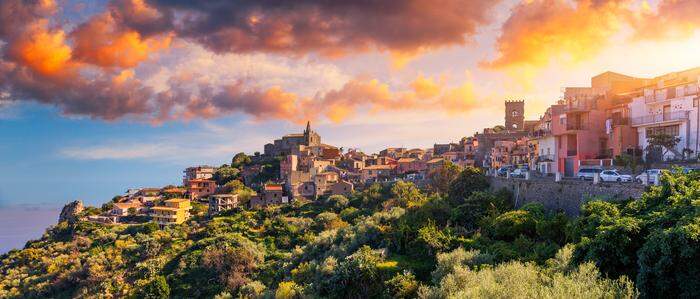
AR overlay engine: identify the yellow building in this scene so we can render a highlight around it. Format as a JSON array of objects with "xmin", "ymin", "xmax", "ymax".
[{"xmin": 150, "ymin": 198, "xmax": 192, "ymax": 225}]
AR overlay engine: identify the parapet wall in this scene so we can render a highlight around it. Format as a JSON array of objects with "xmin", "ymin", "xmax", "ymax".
[{"xmin": 488, "ymin": 177, "xmax": 646, "ymax": 216}]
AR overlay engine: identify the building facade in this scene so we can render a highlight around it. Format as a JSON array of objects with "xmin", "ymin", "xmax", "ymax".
[{"xmin": 151, "ymin": 198, "xmax": 192, "ymax": 225}]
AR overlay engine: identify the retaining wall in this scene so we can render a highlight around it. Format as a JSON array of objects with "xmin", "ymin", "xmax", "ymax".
[{"xmin": 489, "ymin": 177, "xmax": 646, "ymax": 216}]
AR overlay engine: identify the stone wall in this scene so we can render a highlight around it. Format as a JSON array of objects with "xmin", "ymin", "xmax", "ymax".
[{"xmin": 489, "ymin": 177, "xmax": 646, "ymax": 216}]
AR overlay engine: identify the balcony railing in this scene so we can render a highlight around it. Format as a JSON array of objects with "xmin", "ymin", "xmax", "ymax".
[
  {"xmin": 566, "ymin": 123, "xmax": 588, "ymax": 131},
  {"xmin": 610, "ymin": 118, "xmax": 628, "ymax": 126},
  {"xmin": 630, "ymin": 111, "xmax": 689, "ymax": 126},
  {"xmin": 537, "ymin": 154, "xmax": 555, "ymax": 162},
  {"xmin": 531, "ymin": 129, "xmax": 551, "ymax": 138}
]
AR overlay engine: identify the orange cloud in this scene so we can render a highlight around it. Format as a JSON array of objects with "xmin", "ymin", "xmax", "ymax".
[
  {"xmin": 485, "ymin": 0, "xmax": 631, "ymax": 70},
  {"xmin": 632, "ymin": 0, "xmax": 700, "ymax": 40},
  {"xmin": 0, "ymin": 0, "xmax": 490, "ymax": 124},
  {"xmin": 411, "ymin": 75, "xmax": 443, "ymax": 99},
  {"xmin": 71, "ymin": 12, "xmax": 172, "ymax": 68},
  {"xmin": 7, "ymin": 20, "xmax": 74, "ymax": 77}
]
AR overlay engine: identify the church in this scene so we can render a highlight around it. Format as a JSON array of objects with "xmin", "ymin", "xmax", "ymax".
[{"xmin": 263, "ymin": 122, "xmax": 322, "ymax": 157}]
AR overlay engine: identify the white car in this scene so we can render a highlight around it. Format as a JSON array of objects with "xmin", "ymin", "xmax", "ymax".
[
  {"xmin": 600, "ymin": 170, "xmax": 632, "ymax": 182},
  {"xmin": 635, "ymin": 169, "xmax": 663, "ymax": 184},
  {"xmin": 511, "ymin": 168, "xmax": 528, "ymax": 178},
  {"xmin": 577, "ymin": 167, "xmax": 603, "ymax": 180}
]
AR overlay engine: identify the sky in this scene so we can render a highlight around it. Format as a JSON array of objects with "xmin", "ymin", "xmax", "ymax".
[{"xmin": 2, "ymin": 0, "xmax": 700, "ymax": 215}]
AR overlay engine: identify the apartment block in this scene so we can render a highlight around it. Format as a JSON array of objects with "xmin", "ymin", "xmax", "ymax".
[
  {"xmin": 151, "ymin": 198, "xmax": 192, "ymax": 225},
  {"xmin": 628, "ymin": 68, "xmax": 700, "ymax": 161}
]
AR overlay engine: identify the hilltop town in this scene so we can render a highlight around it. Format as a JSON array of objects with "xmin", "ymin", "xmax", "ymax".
[
  {"xmin": 4, "ymin": 68, "xmax": 700, "ymax": 299},
  {"xmin": 79, "ymin": 67, "xmax": 700, "ymax": 226}
]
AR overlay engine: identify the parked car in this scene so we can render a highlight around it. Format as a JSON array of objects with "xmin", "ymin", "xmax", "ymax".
[
  {"xmin": 511, "ymin": 168, "xmax": 528, "ymax": 178},
  {"xmin": 600, "ymin": 169, "xmax": 632, "ymax": 182},
  {"xmin": 635, "ymin": 169, "xmax": 663, "ymax": 184},
  {"xmin": 577, "ymin": 167, "xmax": 603, "ymax": 180},
  {"xmin": 497, "ymin": 165, "xmax": 515, "ymax": 177}
]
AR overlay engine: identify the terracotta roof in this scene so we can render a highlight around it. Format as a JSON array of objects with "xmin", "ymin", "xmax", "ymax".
[
  {"xmin": 364, "ymin": 164, "xmax": 395, "ymax": 170},
  {"xmin": 162, "ymin": 188, "xmax": 186, "ymax": 193},
  {"xmin": 397, "ymin": 158, "xmax": 417, "ymax": 163},
  {"xmin": 114, "ymin": 202, "xmax": 141, "ymax": 210},
  {"xmin": 264, "ymin": 184, "xmax": 283, "ymax": 191},
  {"xmin": 187, "ymin": 178, "xmax": 215, "ymax": 183},
  {"xmin": 427, "ymin": 158, "xmax": 445, "ymax": 164}
]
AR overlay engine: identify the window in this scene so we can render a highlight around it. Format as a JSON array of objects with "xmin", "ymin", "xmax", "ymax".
[
  {"xmin": 646, "ymin": 125, "xmax": 680, "ymax": 137},
  {"xmin": 512, "ymin": 110, "xmax": 519, "ymax": 117}
]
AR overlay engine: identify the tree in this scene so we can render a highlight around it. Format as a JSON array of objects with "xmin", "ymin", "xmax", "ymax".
[
  {"xmin": 447, "ymin": 166, "xmax": 489, "ymax": 206},
  {"xmin": 419, "ymin": 247, "xmax": 636, "ymax": 298},
  {"xmin": 231, "ymin": 152, "xmax": 251, "ymax": 168},
  {"xmin": 390, "ymin": 180, "xmax": 426, "ymax": 208},
  {"xmin": 202, "ymin": 238, "xmax": 265, "ymax": 291},
  {"xmin": 427, "ymin": 160, "xmax": 460, "ymax": 194},
  {"xmin": 326, "ymin": 195, "xmax": 349, "ymax": 211},
  {"xmin": 646, "ymin": 133, "xmax": 680, "ymax": 161},
  {"xmin": 385, "ymin": 271, "xmax": 419, "ymax": 298},
  {"xmin": 140, "ymin": 276, "xmax": 170, "ymax": 299},
  {"xmin": 275, "ymin": 281, "xmax": 304, "ymax": 299},
  {"xmin": 636, "ymin": 221, "xmax": 700, "ymax": 298},
  {"xmin": 613, "ymin": 153, "xmax": 641, "ymax": 174},
  {"xmin": 213, "ymin": 166, "xmax": 240, "ymax": 185}
]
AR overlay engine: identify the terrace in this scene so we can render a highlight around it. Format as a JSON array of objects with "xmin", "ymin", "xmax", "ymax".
[{"xmin": 630, "ymin": 111, "xmax": 689, "ymax": 127}]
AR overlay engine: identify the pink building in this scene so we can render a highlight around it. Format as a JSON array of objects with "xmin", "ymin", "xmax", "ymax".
[
  {"xmin": 186, "ymin": 179, "xmax": 217, "ymax": 200},
  {"xmin": 554, "ymin": 72, "xmax": 646, "ymax": 176}
]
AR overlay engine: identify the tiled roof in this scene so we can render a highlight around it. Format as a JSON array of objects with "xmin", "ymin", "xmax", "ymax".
[
  {"xmin": 364, "ymin": 164, "xmax": 395, "ymax": 170},
  {"xmin": 114, "ymin": 202, "xmax": 141, "ymax": 209},
  {"xmin": 427, "ymin": 158, "xmax": 445, "ymax": 164},
  {"xmin": 264, "ymin": 184, "xmax": 283, "ymax": 191}
]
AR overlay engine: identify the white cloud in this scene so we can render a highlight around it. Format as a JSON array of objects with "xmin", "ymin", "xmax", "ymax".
[{"xmin": 141, "ymin": 42, "xmax": 352, "ymax": 96}]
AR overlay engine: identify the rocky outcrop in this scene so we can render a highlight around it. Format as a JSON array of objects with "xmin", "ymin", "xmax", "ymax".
[{"xmin": 58, "ymin": 200, "xmax": 84, "ymax": 223}]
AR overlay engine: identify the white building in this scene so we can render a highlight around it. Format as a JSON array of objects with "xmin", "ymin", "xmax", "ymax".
[{"xmin": 628, "ymin": 69, "xmax": 700, "ymax": 161}]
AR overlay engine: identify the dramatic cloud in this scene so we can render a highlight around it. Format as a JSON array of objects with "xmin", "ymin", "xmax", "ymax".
[
  {"xmin": 70, "ymin": 11, "xmax": 172, "ymax": 68},
  {"xmin": 139, "ymin": 0, "xmax": 501, "ymax": 56},
  {"xmin": 632, "ymin": 0, "xmax": 700, "ymax": 40},
  {"xmin": 0, "ymin": 0, "xmax": 492, "ymax": 123},
  {"xmin": 485, "ymin": 0, "xmax": 632, "ymax": 69}
]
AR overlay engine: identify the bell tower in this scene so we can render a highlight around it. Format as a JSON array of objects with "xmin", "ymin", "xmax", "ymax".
[{"xmin": 505, "ymin": 100, "xmax": 525, "ymax": 131}]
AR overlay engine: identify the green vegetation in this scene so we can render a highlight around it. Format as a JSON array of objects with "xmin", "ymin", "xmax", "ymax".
[{"xmin": 1, "ymin": 167, "xmax": 698, "ymax": 298}]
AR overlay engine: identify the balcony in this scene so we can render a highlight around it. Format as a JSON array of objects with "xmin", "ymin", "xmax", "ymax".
[
  {"xmin": 531, "ymin": 129, "xmax": 551, "ymax": 138},
  {"xmin": 537, "ymin": 154, "xmax": 555, "ymax": 162},
  {"xmin": 563, "ymin": 99, "xmax": 596, "ymax": 113},
  {"xmin": 566, "ymin": 123, "xmax": 588, "ymax": 131},
  {"xmin": 610, "ymin": 118, "xmax": 629, "ymax": 126},
  {"xmin": 630, "ymin": 111, "xmax": 689, "ymax": 127}
]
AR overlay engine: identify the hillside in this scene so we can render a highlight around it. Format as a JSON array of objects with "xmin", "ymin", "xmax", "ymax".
[{"xmin": 1, "ymin": 168, "xmax": 698, "ymax": 298}]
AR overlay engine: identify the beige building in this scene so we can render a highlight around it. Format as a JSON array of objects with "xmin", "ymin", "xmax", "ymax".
[
  {"xmin": 208, "ymin": 194, "xmax": 239, "ymax": 215},
  {"xmin": 330, "ymin": 180, "xmax": 354, "ymax": 196},
  {"xmin": 361, "ymin": 164, "xmax": 396, "ymax": 182}
]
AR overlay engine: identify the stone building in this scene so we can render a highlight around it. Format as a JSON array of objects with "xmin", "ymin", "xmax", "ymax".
[{"xmin": 264, "ymin": 121, "xmax": 321, "ymax": 156}]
